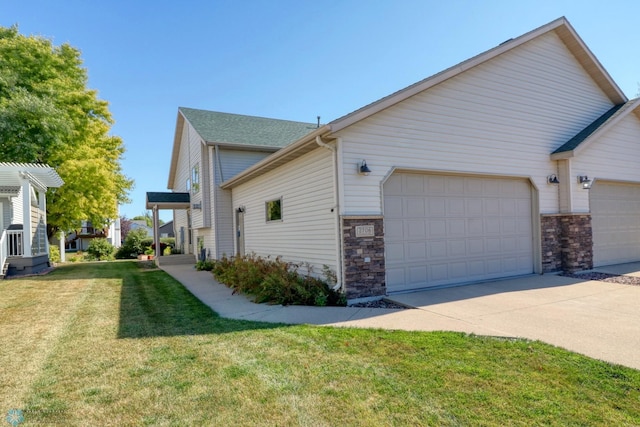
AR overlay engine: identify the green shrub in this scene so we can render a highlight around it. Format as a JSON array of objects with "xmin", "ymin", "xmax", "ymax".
[
  {"xmin": 115, "ymin": 228, "xmax": 148, "ymax": 259},
  {"xmin": 195, "ymin": 259, "xmax": 215, "ymax": 271},
  {"xmin": 211, "ymin": 254, "xmax": 345, "ymax": 306},
  {"xmin": 49, "ymin": 245, "xmax": 61, "ymax": 263},
  {"xmin": 87, "ymin": 238, "xmax": 114, "ymax": 260}
]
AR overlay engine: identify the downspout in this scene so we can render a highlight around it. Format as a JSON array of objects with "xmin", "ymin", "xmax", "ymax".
[{"xmin": 316, "ymin": 136, "xmax": 344, "ymax": 293}]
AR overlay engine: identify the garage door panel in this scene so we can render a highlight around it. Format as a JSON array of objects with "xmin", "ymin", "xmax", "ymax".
[
  {"xmin": 591, "ymin": 181, "xmax": 640, "ymax": 267},
  {"xmin": 428, "ymin": 219, "xmax": 447, "ymax": 237},
  {"xmin": 385, "ymin": 197, "xmax": 403, "ymax": 216},
  {"xmin": 468, "ymin": 218, "xmax": 484, "ymax": 235},
  {"xmin": 468, "ymin": 238, "xmax": 484, "ymax": 255},
  {"xmin": 405, "ymin": 198, "xmax": 425, "ymax": 216},
  {"xmin": 484, "ymin": 200, "xmax": 501, "ymax": 215},
  {"xmin": 428, "ymin": 199, "xmax": 446, "ymax": 216},
  {"xmin": 447, "ymin": 219, "xmax": 466, "ymax": 235},
  {"xmin": 384, "ymin": 173, "xmax": 533, "ymax": 293},
  {"xmin": 448, "ymin": 198, "xmax": 465, "ymax": 215},
  {"xmin": 448, "ymin": 239, "xmax": 466, "ymax": 257},
  {"xmin": 405, "ymin": 220, "xmax": 426, "ymax": 239},
  {"xmin": 384, "ymin": 220, "xmax": 403, "ymax": 241},
  {"xmin": 407, "ymin": 242, "xmax": 426, "ymax": 260},
  {"xmin": 428, "ymin": 240, "xmax": 447, "ymax": 258}
]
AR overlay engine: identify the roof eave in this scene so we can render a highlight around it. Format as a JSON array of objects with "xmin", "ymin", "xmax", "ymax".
[
  {"xmin": 204, "ymin": 141, "xmax": 282, "ymax": 152},
  {"xmin": 167, "ymin": 111, "xmax": 186, "ymax": 190},
  {"xmin": 220, "ymin": 125, "xmax": 332, "ymax": 189}
]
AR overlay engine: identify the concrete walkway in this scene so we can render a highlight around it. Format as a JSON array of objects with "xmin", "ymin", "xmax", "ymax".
[{"xmin": 159, "ymin": 264, "xmax": 640, "ymax": 370}]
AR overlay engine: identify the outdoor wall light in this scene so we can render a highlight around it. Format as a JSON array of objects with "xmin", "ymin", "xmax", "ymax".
[
  {"xmin": 358, "ymin": 160, "xmax": 371, "ymax": 176},
  {"xmin": 192, "ymin": 203, "xmax": 202, "ymax": 210},
  {"xmin": 578, "ymin": 175, "xmax": 592, "ymax": 189},
  {"xmin": 547, "ymin": 174, "xmax": 559, "ymax": 184}
]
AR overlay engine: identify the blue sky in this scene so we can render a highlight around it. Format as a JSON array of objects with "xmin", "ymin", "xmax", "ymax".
[{"xmin": 2, "ymin": 0, "xmax": 640, "ymax": 222}]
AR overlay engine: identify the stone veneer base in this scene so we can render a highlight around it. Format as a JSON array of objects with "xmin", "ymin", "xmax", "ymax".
[
  {"xmin": 342, "ymin": 216, "xmax": 386, "ymax": 300},
  {"xmin": 541, "ymin": 214, "xmax": 593, "ymax": 273}
]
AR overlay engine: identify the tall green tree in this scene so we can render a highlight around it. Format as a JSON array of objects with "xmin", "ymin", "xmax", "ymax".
[{"xmin": 0, "ymin": 25, "xmax": 133, "ymax": 237}]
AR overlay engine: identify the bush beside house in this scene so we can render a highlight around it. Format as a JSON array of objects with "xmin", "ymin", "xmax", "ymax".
[{"xmin": 211, "ymin": 254, "xmax": 345, "ymax": 307}]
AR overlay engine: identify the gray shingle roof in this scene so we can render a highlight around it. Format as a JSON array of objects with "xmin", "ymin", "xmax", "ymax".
[
  {"xmin": 179, "ymin": 107, "xmax": 318, "ymax": 148},
  {"xmin": 552, "ymin": 103, "xmax": 628, "ymax": 154},
  {"xmin": 146, "ymin": 192, "xmax": 190, "ymax": 204}
]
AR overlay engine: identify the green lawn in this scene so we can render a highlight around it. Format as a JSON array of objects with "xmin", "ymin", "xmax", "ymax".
[{"xmin": 1, "ymin": 261, "xmax": 639, "ymax": 426}]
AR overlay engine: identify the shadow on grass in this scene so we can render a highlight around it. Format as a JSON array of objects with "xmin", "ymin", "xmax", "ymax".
[
  {"xmin": 36, "ymin": 261, "xmax": 284, "ymax": 338},
  {"xmin": 118, "ymin": 265, "xmax": 286, "ymax": 338}
]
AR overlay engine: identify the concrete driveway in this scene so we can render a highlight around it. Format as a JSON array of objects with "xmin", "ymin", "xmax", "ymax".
[{"xmin": 387, "ymin": 264, "xmax": 640, "ymax": 370}]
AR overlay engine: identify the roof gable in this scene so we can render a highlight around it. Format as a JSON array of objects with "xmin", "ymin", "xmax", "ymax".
[
  {"xmin": 329, "ymin": 17, "xmax": 626, "ymax": 133},
  {"xmin": 551, "ymin": 98, "xmax": 640, "ymax": 159},
  {"xmin": 221, "ymin": 17, "xmax": 628, "ymax": 189},
  {"xmin": 167, "ymin": 108, "xmax": 317, "ymax": 189}
]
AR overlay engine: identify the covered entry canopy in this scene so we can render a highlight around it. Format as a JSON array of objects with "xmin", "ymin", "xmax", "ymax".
[
  {"xmin": 145, "ymin": 192, "xmax": 190, "ymax": 256},
  {"xmin": 145, "ymin": 192, "xmax": 190, "ymax": 210}
]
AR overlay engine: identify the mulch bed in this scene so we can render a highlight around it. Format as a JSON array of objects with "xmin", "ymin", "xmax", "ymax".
[
  {"xmin": 560, "ymin": 272, "xmax": 640, "ymax": 286},
  {"xmin": 349, "ymin": 299, "xmax": 414, "ymax": 309}
]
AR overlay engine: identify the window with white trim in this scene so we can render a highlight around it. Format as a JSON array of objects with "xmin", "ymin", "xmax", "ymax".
[{"xmin": 265, "ymin": 198, "xmax": 282, "ymax": 222}]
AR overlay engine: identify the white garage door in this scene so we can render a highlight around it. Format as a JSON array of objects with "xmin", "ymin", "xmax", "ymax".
[
  {"xmin": 591, "ymin": 181, "xmax": 640, "ymax": 267},
  {"xmin": 384, "ymin": 172, "xmax": 534, "ymax": 293}
]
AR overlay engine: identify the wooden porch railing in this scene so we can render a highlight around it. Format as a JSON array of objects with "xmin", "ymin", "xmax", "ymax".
[{"xmin": 7, "ymin": 229, "xmax": 24, "ymax": 256}]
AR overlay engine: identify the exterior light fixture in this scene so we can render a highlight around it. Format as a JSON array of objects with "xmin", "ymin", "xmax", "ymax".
[
  {"xmin": 358, "ymin": 160, "xmax": 371, "ymax": 176},
  {"xmin": 547, "ymin": 174, "xmax": 559, "ymax": 184},
  {"xmin": 578, "ymin": 175, "xmax": 592, "ymax": 189}
]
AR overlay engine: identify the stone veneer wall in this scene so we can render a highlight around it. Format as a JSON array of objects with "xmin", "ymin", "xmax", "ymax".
[
  {"xmin": 560, "ymin": 214, "xmax": 593, "ymax": 272},
  {"xmin": 541, "ymin": 215, "xmax": 562, "ymax": 272},
  {"xmin": 342, "ymin": 216, "xmax": 385, "ymax": 300},
  {"xmin": 540, "ymin": 214, "xmax": 592, "ymax": 273}
]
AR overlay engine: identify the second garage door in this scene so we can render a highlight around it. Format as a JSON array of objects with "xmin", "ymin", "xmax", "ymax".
[
  {"xmin": 384, "ymin": 172, "xmax": 534, "ymax": 293},
  {"xmin": 591, "ymin": 181, "xmax": 640, "ymax": 267}
]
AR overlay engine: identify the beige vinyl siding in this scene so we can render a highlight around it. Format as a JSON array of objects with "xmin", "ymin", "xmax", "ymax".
[
  {"xmin": 337, "ymin": 31, "xmax": 612, "ymax": 215},
  {"xmin": 171, "ymin": 122, "xmax": 201, "ymax": 254},
  {"xmin": 571, "ymin": 114, "xmax": 640, "ymax": 212},
  {"xmin": 0, "ymin": 199, "xmax": 8, "ymax": 229},
  {"xmin": 11, "ymin": 189, "xmax": 23, "ymax": 225},
  {"xmin": 212, "ymin": 149, "xmax": 276, "ymax": 258},
  {"xmin": 217, "ymin": 149, "xmax": 272, "ymax": 184},
  {"xmin": 232, "ymin": 147, "xmax": 337, "ymax": 274}
]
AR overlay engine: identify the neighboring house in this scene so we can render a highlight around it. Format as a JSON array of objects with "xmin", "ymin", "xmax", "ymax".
[
  {"xmin": 63, "ymin": 218, "xmax": 122, "ymax": 251},
  {"xmin": 0, "ymin": 162, "xmax": 63, "ymax": 278},
  {"xmin": 159, "ymin": 220, "xmax": 175, "ymax": 238},
  {"xmin": 130, "ymin": 220, "xmax": 154, "ymax": 239},
  {"xmin": 162, "ymin": 17, "xmax": 640, "ymax": 301}
]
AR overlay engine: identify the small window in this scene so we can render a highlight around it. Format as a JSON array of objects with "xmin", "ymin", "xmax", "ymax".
[
  {"xmin": 192, "ymin": 165, "xmax": 200, "ymax": 193},
  {"xmin": 186, "ymin": 177, "xmax": 191, "ymax": 192},
  {"xmin": 265, "ymin": 198, "xmax": 282, "ymax": 222}
]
